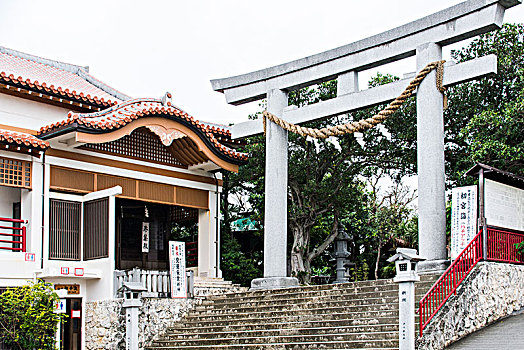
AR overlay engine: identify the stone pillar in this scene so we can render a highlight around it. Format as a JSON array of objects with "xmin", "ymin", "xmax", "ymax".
[
  {"xmin": 388, "ymin": 248, "xmax": 424, "ymax": 350},
  {"xmin": 251, "ymin": 89, "xmax": 298, "ymax": 290},
  {"xmin": 124, "ymin": 303, "xmax": 140, "ymax": 350},
  {"xmin": 398, "ymin": 278, "xmax": 417, "ymax": 350},
  {"xmin": 416, "ymin": 42, "xmax": 448, "ymax": 272}
]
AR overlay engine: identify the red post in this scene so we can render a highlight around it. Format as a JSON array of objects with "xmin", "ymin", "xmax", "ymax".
[{"xmin": 22, "ymin": 226, "xmax": 26, "ymax": 253}]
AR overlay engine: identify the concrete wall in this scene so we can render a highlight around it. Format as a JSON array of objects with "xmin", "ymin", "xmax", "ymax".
[{"xmin": 417, "ymin": 262, "xmax": 524, "ymax": 349}]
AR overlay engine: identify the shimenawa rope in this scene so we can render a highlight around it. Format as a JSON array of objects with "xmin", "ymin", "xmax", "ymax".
[{"xmin": 263, "ymin": 60, "xmax": 447, "ymax": 139}]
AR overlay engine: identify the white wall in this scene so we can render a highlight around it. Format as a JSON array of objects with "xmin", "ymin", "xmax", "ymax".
[
  {"xmin": 197, "ymin": 188, "xmax": 221, "ymax": 278},
  {"xmin": 0, "ymin": 186, "xmax": 20, "ymax": 218},
  {"xmin": 0, "ymin": 93, "xmax": 71, "ymax": 130}
]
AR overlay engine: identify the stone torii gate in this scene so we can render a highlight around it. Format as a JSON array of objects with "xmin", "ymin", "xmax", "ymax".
[{"xmin": 212, "ymin": 0, "xmax": 521, "ymax": 289}]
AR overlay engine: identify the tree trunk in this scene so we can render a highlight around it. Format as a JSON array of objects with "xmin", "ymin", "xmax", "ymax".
[
  {"xmin": 375, "ymin": 238, "xmax": 382, "ymax": 280},
  {"xmin": 291, "ymin": 224, "xmax": 309, "ymax": 283}
]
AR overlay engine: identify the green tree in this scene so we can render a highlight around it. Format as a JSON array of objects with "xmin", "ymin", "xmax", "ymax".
[
  {"xmin": 0, "ymin": 280, "xmax": 64, "ymax": 350},
  {"xmin": 364, "ymin": 170, "xmax": 418, "ymax": 279}
]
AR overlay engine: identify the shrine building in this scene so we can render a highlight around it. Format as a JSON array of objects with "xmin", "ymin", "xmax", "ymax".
[{"xmin": 0, "ymin": 45, "xmax": 247, "ymax": 347}]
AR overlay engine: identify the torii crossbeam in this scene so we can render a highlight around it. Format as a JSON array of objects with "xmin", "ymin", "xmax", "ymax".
[{"xmin": 211, "ymin": 0, "xmax": 522, "ymax": 289}]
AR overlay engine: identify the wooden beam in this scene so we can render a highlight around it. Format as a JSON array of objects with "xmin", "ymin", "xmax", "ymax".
[{"xmin": 231, "ymin": 55, "xmax": 497, "ymax": 139}]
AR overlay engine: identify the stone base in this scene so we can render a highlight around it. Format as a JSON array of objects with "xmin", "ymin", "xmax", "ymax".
[
  {"xmin": 417, "ymin": 259, "xmax": 450, "ymax": 275},
  {"xmin": 250, "ymin": 277, "xmax": 299, "ymax": 290}
]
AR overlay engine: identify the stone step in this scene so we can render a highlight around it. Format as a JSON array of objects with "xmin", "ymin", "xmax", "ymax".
[
  {"xmin": 197, "ymin": 292, "xmax": 430, "ymax": 313},
  {"xmin": 207, "ymin": 281, "xmax": 436, "ymax": 305},
  {"xmin": 193, "ymin": 301, "xmax": 398, "ymax": 316},
  {"xmin": 151, "ymin": 333, "xmax": 399, "ymax": 348},
  {"xmin": 197, "ymin": 294, "xmax": 397, "ymax": 310},
  {"xmin": 173, "ymin": 316, "xmax": 401, "ymax": 331},
  {"xmin": 147, "ymin": 339, "xmax": 398, "ymax": 350},
  {"xmin": 205, "ymin": 290, "xmax": 430, "ymax": 311},
  {"xmin": 163, "ymin": 323, "xmax": 399, "ymax": 339},
  {"xmin": 206, "ymin": 275, "xmax": 439, "ymax": 301},
  {"xmin": 183, "ymin": 309, "xmax": 399, "ymax": 325}
]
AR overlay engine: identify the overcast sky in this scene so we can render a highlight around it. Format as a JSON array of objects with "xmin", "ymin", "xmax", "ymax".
[{"xmin": 0, "ymin": 1, "xmax": 522, "ymax": 126}]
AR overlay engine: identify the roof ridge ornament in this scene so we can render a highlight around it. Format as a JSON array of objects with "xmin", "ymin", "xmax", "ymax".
[
  {"xmin": 146, "ymin": 125, "xmax": 185, "ymax": 146},
  {"xmin": 162, "ymin": 92, "xmax": 173, "ymax": 107}
]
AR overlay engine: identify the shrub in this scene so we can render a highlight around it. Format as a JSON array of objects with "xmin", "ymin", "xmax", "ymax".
[{"xmin": 0, "ymin": 280, "xmax": 65, "ymax": 350}]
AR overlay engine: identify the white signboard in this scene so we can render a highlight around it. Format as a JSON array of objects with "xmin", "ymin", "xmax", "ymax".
[
  {"xmin": 451, "ymin": 186, "xmax": 478, "ymax": 260},
  {"xmin": 485, "ymin": 179, "xmax": 524, "ymax": 232},
  {"xmin": 168, "ymin": 241, "xmax": 187, "ymax": 298},
  {"xmin": 142, "ymin": 222, "xmax": 150, "ymax": 253}
]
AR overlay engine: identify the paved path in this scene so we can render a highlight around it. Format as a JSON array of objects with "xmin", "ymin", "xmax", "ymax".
[{"xmin": 447, "ymin": 311, "xmax": 524, "ymax": 350}]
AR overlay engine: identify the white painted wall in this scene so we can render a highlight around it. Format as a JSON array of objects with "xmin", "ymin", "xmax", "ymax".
[
  {"xmin": 0, "ymin": 186, "xmax": 20, "ymax": 218},
  {"xmin": 0, "ymin": 93, "xmax": 71, "ymax": 130},
  {"xmin": 197, "ymin": 189, "xmax": 221, "ymax": 278}
]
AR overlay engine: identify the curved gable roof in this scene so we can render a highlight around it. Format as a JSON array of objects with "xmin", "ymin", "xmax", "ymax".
[{"xmin": 38, "ymin": 97, "xmax": 248, "ymax": 169}]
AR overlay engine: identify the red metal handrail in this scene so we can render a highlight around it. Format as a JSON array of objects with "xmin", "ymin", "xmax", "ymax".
[
  {"xmin": 418, "ymin": 230, "xmax": 483, "ymax": 336},
  {"xmin": 0, "ymin": 217, "xmax": 27, "ymax": 253},
  {"xmin": 418, "ymin": 227, "xmax": 524, "ymax": 336},
  {"xmin": 487, "ymin": 228, "xmax": 524, "ymax": 264}
]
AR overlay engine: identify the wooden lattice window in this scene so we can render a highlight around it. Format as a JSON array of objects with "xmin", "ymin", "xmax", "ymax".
[
  {"xmin": 83, "ymin": 198, "xmax": 109, "ymax": 260},
  {"xmin": 0, "ymin": 157, "xmax": 31, "ymax": 189},
  {"xmin": 170, "ymin": 206, "xmax": 199, "ymax": 222},
  {"xmin": 81, "ymin": 128, "xmax": 185, "ymax": 166},
  {"xmin": 49, "ymin": 199, "xmax": 81, "ymax": 260}
]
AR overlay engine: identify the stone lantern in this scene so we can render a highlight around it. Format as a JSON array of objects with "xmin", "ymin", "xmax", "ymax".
[
  {"xmin": 118, "ymin": 282, "xmax": 147, "ymax": 350},
  {"xmin": 387, "ymin": 248, "xmax": 426, "ymax": 350},
  {"xmin": 333, "ymin": 224, "xmax": 353, "ymax": 284}
]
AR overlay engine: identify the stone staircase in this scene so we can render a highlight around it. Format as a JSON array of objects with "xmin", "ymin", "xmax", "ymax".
[
  {"xmin": 147, "ymin": 275, "xmax": 438, "ymax": 349},
  {"xmin": 193, "ymin": 277, "xmax": 249, "ymax": 298}
]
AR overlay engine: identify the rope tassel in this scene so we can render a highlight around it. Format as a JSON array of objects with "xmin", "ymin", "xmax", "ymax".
[{"xmin": 263, "ymin": 60, "xmax": 447, "ymax": 139}]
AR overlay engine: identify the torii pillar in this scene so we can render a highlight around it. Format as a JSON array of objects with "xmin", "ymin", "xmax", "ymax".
[
  {"xmin": 251, "ymin": 89, "xmax": 300, "ymax": 289},
  {"xmin": 416, "ymin": 43, "xmax": 448, "ymax": 272}
]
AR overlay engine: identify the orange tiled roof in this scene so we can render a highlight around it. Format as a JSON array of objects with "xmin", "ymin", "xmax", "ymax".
[
  {"xmin": 39, "ymin": 97, "xmax": 247, "ymax": 162},
  {"xmin": 0, "ymin": 129, "xmax": 49, "ymax": 150},
  {"xmin": 0, "ymin": 46, "xmax": 130, "ymax": 108}
]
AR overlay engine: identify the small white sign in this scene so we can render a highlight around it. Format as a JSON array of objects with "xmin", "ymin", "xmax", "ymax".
[
  {"xmin": 71, "ymin": 310, "xmax": 81, "ymax": 319},
  {"xmin": 142, "ymin": 222, "xmax": 150, "ymax": 253},
  {"xmin": 169, "ymin": 241, "xmax": 187, "ymax": 298},
  {"xmin": 451, "ymin": 185, "xmax": 478, "ymax": 259},
  {"xmin": 55, "ymin": 299, "xmax": 66, "ymax": 314}
]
